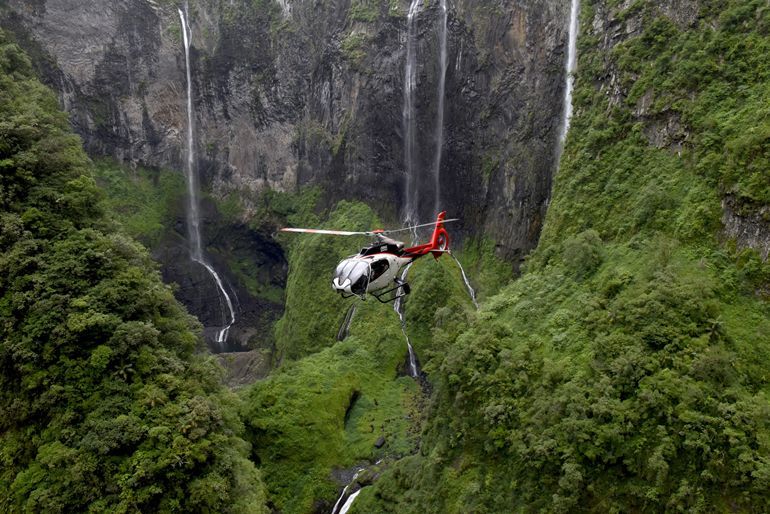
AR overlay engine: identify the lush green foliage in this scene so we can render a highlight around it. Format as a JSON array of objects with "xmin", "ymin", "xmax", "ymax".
[
  {"xmin": 91, "ymin": 159, "xmax": 185, "ymax": 247},
  {"xmin": 0, "ymin": 35, "xmax": 266, "ymax": 512},
  {"xmin": 352, "ymin": 1, "xmax": 770, "ymax": 512}
]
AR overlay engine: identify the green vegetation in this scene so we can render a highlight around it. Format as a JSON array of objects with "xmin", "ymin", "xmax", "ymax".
[
  {"xmin": 92, "ymin": 159, "xmax": 185, "ymax": 247},
  {"xmin": 4, "ymin": 0, "xmax": 770, "ymax": 511},
  {"xmin": 349, "ymin": 0, "xmax": 770, "ymax": 512},
  {"xmin": 341, "ymin": 32, "xmax": 371, "ymax": 69},
  {"xmin": 0, "ymin": 34, "xmax": 267, "ymax": 512},
  {"xmin": 243, "ymin": 309, "xmax": 422, "ymax": 513},
  {"xmin": 349, "ymin": 0, "xmax": 380, "ymax": 23},
  {"xmin": 274, "ymin": 202, "xmax": 378, "ymax": 359}
]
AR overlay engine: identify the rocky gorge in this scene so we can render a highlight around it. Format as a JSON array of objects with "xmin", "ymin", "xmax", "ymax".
[{"xmin": 2, "ymin": 0, "xmax": 770, "ymax": 511}]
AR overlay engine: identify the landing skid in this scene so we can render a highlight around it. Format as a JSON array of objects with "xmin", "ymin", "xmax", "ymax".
[{"xmin": 371, "ymin": 282, "xmax": 411, "ymax": 304}]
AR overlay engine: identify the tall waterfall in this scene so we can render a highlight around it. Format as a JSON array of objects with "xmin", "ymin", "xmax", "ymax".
[
  {"xmin": 403, "ymin": 0, "xmax": 449, "ymax": 224},
  {"xmin": 432, "ymin": 0, "xmax": 448, "ymax": 212},
  {"xmin": 558, "ymin": 0, "xmax": 580, "ymax": 146},
  {"xmin": 178, "ymin": 6, "xmax": 236, "ymax": 345},
  {"xmin": 402, "ymin": 0, "xmax": 422, "ymax": 225}
]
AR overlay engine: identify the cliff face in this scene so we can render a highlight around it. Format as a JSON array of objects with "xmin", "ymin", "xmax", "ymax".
[{"xmin": 3, "ymin": 0, "xmax": 569, "ymax": 254}]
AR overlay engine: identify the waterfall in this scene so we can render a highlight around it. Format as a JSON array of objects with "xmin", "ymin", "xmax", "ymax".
[
  {"xmin": 433, "ymin": 0, "xmax": 448, "ymax": 212},
  {"xmin": 403, "ymin": 0, "xmax": 450, "ymax": 224},
  {"xmin": 558, "ymin": 0, "xmax": 580, "ymax": 147},
  {"xmin": 331, "ymin": 469, "xmax": 364, "ymax": 514},
  {"xmin": 448, "ymin": 253, "xmax": 479, "ymax": 309},
  {"xmin": 338, "ymin": 489, "xmax": 362, "ymax": 514},
  {"xmin": 336, "ymin": 304, "xmax": 357, "ymax": 341},
  {"xmin": 178, "ymin": 5, "xmax": 236, "ymax": 345},
  {"xmin": 179, "ymin": 6, "xmax": 200, "ymax": 257},
  {"xmin": 393, "ymin": 263, "xmax": 419, "ymax": 378},
  {"xmin": 405, "ymin": 337, "xmax": 419, "ymax": 378},
  {"xmin": 402, "ymin": 0, "xmax": 421, "ymax": 225}
]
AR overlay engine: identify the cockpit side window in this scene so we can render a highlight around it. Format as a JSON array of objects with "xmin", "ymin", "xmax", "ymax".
[{"xmin": 370, "ymin": 259, "xmax": 389, "ymax": 281}]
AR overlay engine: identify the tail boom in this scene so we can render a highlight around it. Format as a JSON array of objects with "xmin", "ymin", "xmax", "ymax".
[{"xmin": 403, "ymin": 211, "xmax": 450, "ymax": 259}]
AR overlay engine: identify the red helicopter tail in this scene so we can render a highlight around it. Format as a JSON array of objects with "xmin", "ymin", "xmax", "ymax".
[
  {"xmin": 429, "ymin": 211, "xmax": 450, "ymax": 259},
  {"xmin": 403, "ymin": 211, "xmax": 451, "ymax": 259}
]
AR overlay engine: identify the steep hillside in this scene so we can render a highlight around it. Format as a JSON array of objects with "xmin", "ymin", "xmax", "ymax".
[
  {"xmin": 0, "ymin": 34, "xmax": 267, "ymax": 512},
  {"xmin": 349, "ymin": 0, "xmax": 770, "ymax": 511}
]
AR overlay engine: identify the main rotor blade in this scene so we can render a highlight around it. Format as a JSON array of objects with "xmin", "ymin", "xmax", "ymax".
[
  {"xmin": 279, "ymin": 228, "xmax": 369, "ymax": 236},
  {"xmin": 381, "ymin": 218, "xmax": 460, "ymax": 234},
  {"xmin": 280, "ymin": 218, "xmax": 461, "ymax": 237}
]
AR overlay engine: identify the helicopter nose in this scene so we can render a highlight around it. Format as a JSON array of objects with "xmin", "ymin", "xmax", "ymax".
[{"xmin": 332, "ymin": 277, "xmax": 352, "ymax": 293}]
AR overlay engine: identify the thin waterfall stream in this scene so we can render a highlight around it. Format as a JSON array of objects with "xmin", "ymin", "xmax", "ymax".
[
  {"xmin": 331, "ymin": 468, "xmax": 364, "ymax": 514},
  {"xmin": 393, "ymin": 262, "xmax": 419, "ymax": 378},
  {"xmin": 448, "ymin": 252, "xmax": 479, "ymax": 309},
  {"xmin": 433, "ymin": 0, "xmax": 448, "ymax": 211},
  {"xmin": 178, "ymin": 6, "xmax": 236, "ymax": 345},
  {"xmin": 558, "ymin": 0, "xmax": 580, "ymax": 147},
  {"xmin": 338, "ymin": 490, "xmax": 362, "ymax": 514},
  {"xmin": 336, "ymin": 304, "xmax": 357, "ymax": 341},
  {"xmin": 403, "ymin": 0, "xmax": 448, "ymax": 224},
  {"xmin": 402, "ymin": 0, "xmax": 422, "ymax": 225}
]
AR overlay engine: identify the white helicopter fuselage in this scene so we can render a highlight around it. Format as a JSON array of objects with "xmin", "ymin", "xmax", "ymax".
[
  {"xmin": 364, "ymin": 253, "xmax": 412, "ymax": 292},
  {"xmin": 332, "ymin": 252, "xmax": 413, "ymax": 297}
]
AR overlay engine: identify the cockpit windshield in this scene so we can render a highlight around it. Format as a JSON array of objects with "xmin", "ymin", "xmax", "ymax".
[{"xmin": 333, "ymin": 258, "xmax": 371, "ymax": 296}]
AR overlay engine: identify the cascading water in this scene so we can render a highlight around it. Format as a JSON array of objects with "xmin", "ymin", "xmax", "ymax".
[
  {"xmin": 178, "ymin": 5, "xmax": 236, "ymax": 345},
  {"xmin": 448, "ymin": 253, "xmax": 479, "ymax": 310},
  {"xmin": 432, "ymin": 0, "xmax": 448, "ymax": 212},
  {"xmin": 402, "ymin": 0, "xmax": 422, "ymax": 225},
  {"xmin": 331, "ymin": 469, "xmax": 364, "ymax": 514},
  {"xmin": 403, "ymin": 0, "xmax": 450, "ymax": 224},
  {"xmin": 393, "ymin": 263, "xmax": 419, "ymax": 378},
  {"xmin": 336, "ymin": 304, "xmax": 357, "ymax": 341},
  {"xmin": 558, "ymin": 0, "xmax": 580, "ymax": 147},
  {"xmin": 338, "ymin": 490, "xmax": 362, "ymax": 514}
]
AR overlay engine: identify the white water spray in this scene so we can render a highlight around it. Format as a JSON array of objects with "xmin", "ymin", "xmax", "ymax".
[
  {"xmin": 178, "ymin": 6, "xmax": 236, "ymax": 345},
  {"xmin": 338, "ymin": 489, "xmax": 362, "ymax": 514},
  {"xmin": 393, "ymin": 263, "xmax": 419, "ymax": 378},
  {"xmin": 331, "ymin": 469, "xmax": 364, "ymax": 514},
  {"xmin": 403, "ymin": 0, "xmax": 450, "ymax": 224},
  {"xmin": 558, "ymin": 0, "xmax": 580, "ymax": 146},
  {"xmin": 433, "ymin": 0, "xmax": 448, "ymax": 212},
  {"xmin": 337, "ymin": 304, "xmax": 357, "ymax": 341},
  {"xmin": 403, "ymin": 0, "xmax": 422, "ymax": 225},
  {"xmin": 449, "ymin": 253, "xmax": 478, "ymax": 309}
]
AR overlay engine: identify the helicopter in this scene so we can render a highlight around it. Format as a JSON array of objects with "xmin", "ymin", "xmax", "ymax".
[{"xmin": 280, "ymin": 211, "xmax": 457, "ymax": 302}]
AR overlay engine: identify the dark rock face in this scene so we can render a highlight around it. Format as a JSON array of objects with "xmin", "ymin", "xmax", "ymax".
[
  {"xmin": 216, "ymin": 349, "xmax": 274, "ymax": 387},
  {"xmin": 2, "ymin": 0, "xmax": 572, "ymax": 340},
  {"xmin": 2, "ymin": 0, "xmax": 570, "ymax": 249},
  {"xmin": 151, "ymin": 194, "xmax": 288, "ymax": 352},
  {"xmin": 722, "ymin": 196, "xmax": 770, "ymax": 262}
]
